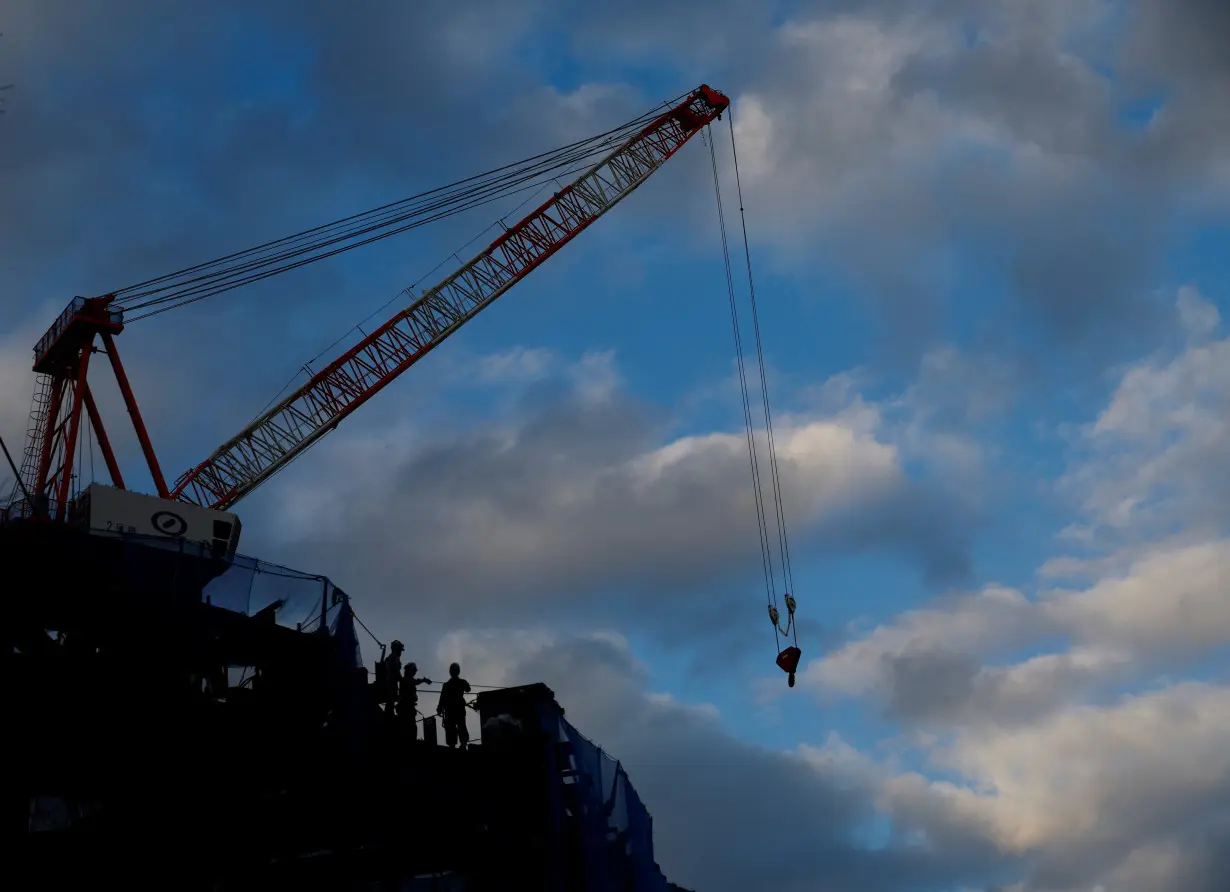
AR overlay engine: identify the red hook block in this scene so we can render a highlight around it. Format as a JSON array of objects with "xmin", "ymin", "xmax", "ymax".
[{"xmin": 776, "ymin": 646, "xmax": 801, "ymax": 688}]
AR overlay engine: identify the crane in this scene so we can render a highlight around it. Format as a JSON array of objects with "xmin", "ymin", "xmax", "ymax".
[
  {"xmin": 7, "ymin": 85, "xmax": 729, "ymax": 540},
  {"xmin": 5, "ymin": 82, "xmax": 802, "ymax": 685}
]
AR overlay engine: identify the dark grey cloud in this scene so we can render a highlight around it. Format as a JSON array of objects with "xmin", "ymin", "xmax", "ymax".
[
  {"xmin": 718, "ymin": 0, "xmax": 1225, "ymax": 369},
  {"xmin": 879, "ymin": 644, "xmax": 1121, "ymax": 728},
  {"xmin": 0, "ymin": 0, "xmax": 662, "ymax": 470},
  {"xmin": 258, "ymin": 366, "xmax": 977, "ymax": 642},
  {"xmin": 5, "ymin": 0, "xmax": 1224, "ymax": 407},
  {"xmin": 892, "ymin": 20, "xmax": 1116, "ymax": 159},
  {"xmin": 881, "ymin": 645, "xmax": 981, "ymax": 721},
  {"xmin": 454, "ymin": 629, "xmax": 1011, "ymax": 892},
  {"xmin": 1126, "ymin": 0, "xmax": 1230, "ymax": 88}
]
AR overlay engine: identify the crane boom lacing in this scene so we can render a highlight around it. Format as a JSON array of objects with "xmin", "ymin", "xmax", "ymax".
[{"xmin": 171, "ymin": 86, "xmax": 731, "ymax": 510}]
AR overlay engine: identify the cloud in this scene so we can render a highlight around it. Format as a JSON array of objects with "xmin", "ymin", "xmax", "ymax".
[
  {"xmin": 1046, "ymin": 540, "xmax": 1230, "ymax": 659},
  {"xmin": 883, "ymin": 682, "xmax": 1230, "ymax": 889},
  {"xmin": 797, "ymin": 284, "xmax": 1230, "ymax": 888},
  {"xmin": 808, "ymin": 584, "xmax": 1039, "ymax": 700},
  {"xmin": 425, "ymin": 620, "xmax": 1230, "ymax": 892},
  {"xmin": 1060, "ymin": 287, "xmax": 1230, "ymax": 547},
  {"xmin": 709, "ymin": 0, "xmax": 1228, "ymax": 365},
  {"xmin": 264, "ymin": 350, "xmax": 979, "ymax": 643},
  {"xmin": 433, "ymin": 626, "xmax": 1003, "ymax": 892},
  {"xmin": 807, "ymin": 533, "xmax": 1230, "ymax": 729},
  {"xmin": 1122, "ymin": 0, "xmax": 1230, "ymax": 197},
  {"xmin": 808, "ymin": 298, "xmax": 1230, "ymax": 730}
]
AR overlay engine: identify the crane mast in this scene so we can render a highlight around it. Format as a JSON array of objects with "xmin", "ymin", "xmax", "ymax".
[{"xmin": 172, "ymin": 85, "xmax": 729, "ymax": 510}]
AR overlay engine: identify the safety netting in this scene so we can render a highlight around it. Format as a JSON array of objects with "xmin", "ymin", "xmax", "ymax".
[
  {"xmin": 554, "ymin": 715, "xmax": 670, "ymax": 892},
  {"xmin": 116, "ymin": 532, "xmax": 347, "ymax": 631}
]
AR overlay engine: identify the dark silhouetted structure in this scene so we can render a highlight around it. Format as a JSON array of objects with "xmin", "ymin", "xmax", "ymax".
[{"xmin": 3, "ymin": 519, "xmax": 683, "ymax": 890}]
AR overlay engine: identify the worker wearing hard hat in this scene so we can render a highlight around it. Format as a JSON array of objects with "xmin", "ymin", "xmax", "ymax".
[
  {"xmin": 378, "ymin": 640, "xmax": 404, "ymax": 714},
  {"xmin": 399, "ymin": 661, "xmax": 432, "ymax": 738},
  {"xmin": 437, "ymin": 662, "xmax": 472, "ymax": 750}
]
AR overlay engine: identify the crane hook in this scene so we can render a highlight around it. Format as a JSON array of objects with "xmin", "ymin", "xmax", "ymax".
[{"xmin": 776, "ymin": 646, "xmax": 801, "ymax": 688}]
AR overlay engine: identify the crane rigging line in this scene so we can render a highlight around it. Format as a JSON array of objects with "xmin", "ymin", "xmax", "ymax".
[
  {"xmin": 727, "ymin": 110, "xmax": 795, "ymax": 600},
  {"xmin": 706, "ymin": 127, "xmax": 780, "ymax": 649},
  {"xmin": 109, "ymin": 92, "xmax": 691, "ymax": 320},
  {"xmin": 707, "ymin": 121, "xmax": 798, "ymax": 657},
  {"xmin": 115, "ymin": 147, "xmax": 603, "ymax": 314},
  {"xmin": 114, "ymin": 101, "xmax": 671, "ymax": 299},
  {"xmin": 119, "ymin": 142, "xmax": 596, "ymax": 308},
  {"xmin": 124, "ymin": 151, "xmax": 610, "ymax": 323}
]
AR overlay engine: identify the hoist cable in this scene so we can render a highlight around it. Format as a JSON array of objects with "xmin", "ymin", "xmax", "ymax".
[
  {"xmin": 707, "ymin": 126, "xmax": 781, "ymax": 651},
  {"xmin": 727, "ymin": 113, "xmax": 797, "ymax": 628}
]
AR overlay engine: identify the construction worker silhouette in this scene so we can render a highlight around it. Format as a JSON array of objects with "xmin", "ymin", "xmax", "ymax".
[
  {"xmin": 437, "ymin": 662, "xmax": 472, "ymax": 750},
  {"xmin": 399, "ymin": 662, "xmax": 432, "ymax": 738},
  {"xmin": 378, "ymin": 640, "xmax": 404, "ymax": 713}
]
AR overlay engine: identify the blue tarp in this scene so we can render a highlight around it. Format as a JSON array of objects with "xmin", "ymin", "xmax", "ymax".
[
  {"xmin": 555, "ymin": 715, "xmax": 669, "ymax": 892},
  {"xmin": 116, "ymin": 531, "xmax": 340, "ymax": 629}
]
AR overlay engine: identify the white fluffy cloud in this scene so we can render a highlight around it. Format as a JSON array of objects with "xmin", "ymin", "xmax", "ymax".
[
  {"xmin": 884, "ymin": 682, "xmax": 1230, "ymax": 888},
  {"xmin": 1060, "ymin": 288, "xmax": 1230, "ymax": 547},
  {"xmin": 428, "ymin": 626, "xmax": 992, "ymax": 892},
  {"xmin": 421, "ymin": 614, "xmax": 1230, "ymax": 892},
  {"xmin": 263, "ymin": 349, "xmax": 978, "ymax": 640},
  {"xmin": 801, "ymin": 289, "xmax": 1230, "ymax": 889}
]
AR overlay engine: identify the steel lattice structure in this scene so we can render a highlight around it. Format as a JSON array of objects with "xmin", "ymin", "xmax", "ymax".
[
  {"xmin": 10, "ymin": 85, "xmax": 728, "ymax": 520},
  {"xmin": 172, "ymin": 85, "xmax": 729, "ymax": 509}
]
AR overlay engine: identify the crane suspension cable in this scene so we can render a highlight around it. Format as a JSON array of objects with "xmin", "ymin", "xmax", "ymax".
[
  {"xmin": 117, "ymin": 145, "xmax": 613, "ymax": 313},
  {"xmin": 115, "ymin": 104, "xmax": 666, "ymax": 299},
  {"xmin": 109, "ymin": 93, "xmax": 691, "ymax": 319},
  {"xmin": 707, "ymin": 128, "xmax": 779, "ymax": 649},
  {"xmin": 707, "ymin": 122, "xmax": 800, "ymax": 673},
  {"xmin": 727, "ymin": 111, "xmax": 795, "ymax": 602},
  {"xmin": 124, "ymin": 152, "xmax": 611, "ymax": 322}
]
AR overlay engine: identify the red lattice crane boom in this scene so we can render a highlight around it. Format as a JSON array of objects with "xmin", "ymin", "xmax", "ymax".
[
  {"xmin": 172, "ymin": 85, "xmax": 729, "ymax": 510},
  {"xmin": 8, "ymin": 85, "xmax": 729, "ymax": 524}
]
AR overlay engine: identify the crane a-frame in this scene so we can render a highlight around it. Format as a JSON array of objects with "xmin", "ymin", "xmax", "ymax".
[{"xmin": 6, "ymin": 85, "xmax": 729, "ymax": 553}]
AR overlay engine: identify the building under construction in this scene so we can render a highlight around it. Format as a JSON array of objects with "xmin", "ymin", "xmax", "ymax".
[{"xmin": 4, "ymin": 516, "xmax": 690, "ymax": 890}]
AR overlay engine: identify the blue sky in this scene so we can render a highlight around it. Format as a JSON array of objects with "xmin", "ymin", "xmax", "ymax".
[{"xmin": 3, "ymin": 1, "xmax": 1230, "ymax": 890}]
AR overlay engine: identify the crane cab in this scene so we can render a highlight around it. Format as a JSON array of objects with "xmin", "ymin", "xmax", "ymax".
[{"xmin": 74, "ymin": 483, "xmax": 243, "ymax": 562}]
